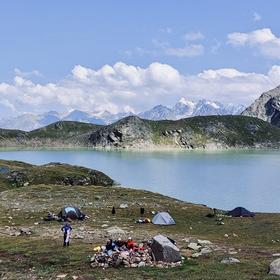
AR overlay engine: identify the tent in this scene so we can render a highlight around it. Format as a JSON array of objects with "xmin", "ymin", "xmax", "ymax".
[
  {"xmin": 228, "ymin": 207, "xmax": 255, "ymax": 217},
  {"xmin": 58, "ymin": 206, "xmax": 85, "ymax": 221},
  {"xmin": 152, "ymin": 212, "xmax": 176, "ymax": 225}
]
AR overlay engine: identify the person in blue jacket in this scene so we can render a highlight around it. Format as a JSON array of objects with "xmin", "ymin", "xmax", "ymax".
[{"xmin": 61, "ymin": 222, "xmax": 72, "ymax": 247}]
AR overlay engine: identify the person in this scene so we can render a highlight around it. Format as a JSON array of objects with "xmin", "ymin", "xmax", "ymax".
[
  {"xmin": 61, "ymin": 222, "xmax": 72, "ymax": 247},
  {"xmin": 115, "ymin": 238, "xmax": 126, "ymax": 250},
  {"xmin": 126, "ymin": 237, "xmax": 136, "ymax": 250},
  {"xmin": 140, "ymin": 207, "xmax": 145, "ymax": 215},
  {"xmin": 105, "ymin": 239, "xmax": 116, "ymax": 256},
  {"xmin": 112, "ymin": 206, "xmax": 116, "ymax": 215}
]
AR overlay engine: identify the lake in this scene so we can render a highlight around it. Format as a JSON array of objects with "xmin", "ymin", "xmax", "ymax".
[{"xmin": 0, "ymin": 149, "xmax": 279, "ymax": 213}]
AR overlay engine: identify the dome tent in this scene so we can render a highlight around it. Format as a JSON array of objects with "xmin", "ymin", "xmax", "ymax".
[
  {"xmin": 152, "ymin": 212, "xmax": 176, "ymax": 225},
  {"xmin": 58, "ymin": 206, "xmax": 85, "ymax": 221},
  {"xmin": 228, "ymin": 207, "xmax": 255, "ymax": 217}
]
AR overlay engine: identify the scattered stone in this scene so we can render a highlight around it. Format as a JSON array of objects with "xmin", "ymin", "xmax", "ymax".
[
  {"xmin": 56, "ymin": 274, "xmax": 67, "ymax": 279},
  {"xmin": 221, "ymin": 257, "xmax": 240, "ymax": 264},
  {"xmin": 197, "ymin": 239, "xmax": 212, "ymax": 246},
  {"xmin": 151, "ymin": 234, "xmax": 181, "ymax": 263},
  {"xmin": 187, "ymin": 242, "xmax": 201, "ymax": 251},
  {"xmin": 101, "ymin": 224, "xmax": 108, "ymax": 228},
  {"xmin": 273, "ymin": 253, "xmax": 280, "ymax": 257},
  {"xmin": 191, "ymin": 252, "xmax": 202, "ymax": 258},
  {"xmin": 73, "ymin": 234, "xmax": 84, "ymax": 239},
  {"xmin": 228, "ymin": 251, "xmax": 238, "ymax": 255},
  {"xmin": 200, "ymin": 247, "xmax": 213, "ymax": 255},
  {"xmin": 19, "ymin": 227, "xmax": 32, "ymax": 235},
  {"xmin": 119, "ymin": 203, "xmax": 128, "ymax": 209}
]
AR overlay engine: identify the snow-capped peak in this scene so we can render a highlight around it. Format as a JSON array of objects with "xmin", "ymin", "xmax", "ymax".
[{"xmin": 179, "ymin": 97, "xmax": 195, "ymax": 107}]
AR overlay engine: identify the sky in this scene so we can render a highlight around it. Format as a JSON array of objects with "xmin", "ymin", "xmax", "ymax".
[{"xmin": 0, "ymin": 0, "xmax": 280, "ymax": 117}]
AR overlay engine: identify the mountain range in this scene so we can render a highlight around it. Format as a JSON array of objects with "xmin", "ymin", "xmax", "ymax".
[{"xmin": 0, "ymin": 98, "xmax": 244, "ymax": 131}]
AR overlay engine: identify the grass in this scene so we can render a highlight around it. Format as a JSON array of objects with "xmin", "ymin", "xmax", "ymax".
[
  {"xmin": 0, "ymin": 115, "xmax": 280, "ymax": 149},
  {"xmin": 1, "ymin": 182, "xmax": 280, "ymax": 279}
]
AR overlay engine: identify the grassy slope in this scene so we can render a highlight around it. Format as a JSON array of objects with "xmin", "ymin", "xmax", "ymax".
[
  {"xmin": 0, "ymin": 159, "xmax": 114, "ymax": 192},
  {"xmin": 28, "ymin": 121, "xmax": 102, "ymax": 139},
  {"xmin": 147, "ymin": 115, "xmax": 280, "ymax": 147},
  {"xmin": 0, "ymin": 121, "xmax": 102, "ymax": 146},
  {"xmin": 1, "ymin": 116, "xmax": 280, "ymax": 149},
  {"xmin": 1, "ymin": 182, "xmax": 280, "ymax": 279}
]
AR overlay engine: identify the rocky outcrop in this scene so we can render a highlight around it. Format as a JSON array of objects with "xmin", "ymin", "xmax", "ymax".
[
  {"xmin": 242, "ymin": 86, "xmax": 280, "ymax": 127},
  {"xmin": 0, "ymin": 160, "xmax": 114, "ymax": 189},
  {"xmin": 88, "ymin": 116, "xmax": 153, "ymax": 148}
]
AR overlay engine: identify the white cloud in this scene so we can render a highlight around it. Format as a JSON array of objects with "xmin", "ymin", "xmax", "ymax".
[
  {"xmin": 253, "ymin": 12, "xmax": 262, "ymax": 22},
  {"xmin": 227, "ymin": 28, "xmax": 280, "ymax": 59},
  {"xmin": 183, "ymin": 31, "xmax": 204, "ymax": 42},
  {"xmin": 154, "ymin": 39, "xmax": 204, "ymax": 57},
  {"xmin": 14, "ymin": 68, "xmax": 42, "ymax": 78},
  {"xmin": 0, "ymin": 62, "xmax": 279, "ymax": 118}
]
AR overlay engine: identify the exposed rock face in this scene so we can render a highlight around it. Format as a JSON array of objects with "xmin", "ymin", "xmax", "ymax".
[
  {"xmin": 150, "ymin": 234, "xmax": 181, "ymax": 263},
  {"xmin": 88, "ymin": 116, "xmax": 153, "ymax": 148},
  {"xmin": 242, "ymin": 86, "xmax": 280, "ymax": 127}
]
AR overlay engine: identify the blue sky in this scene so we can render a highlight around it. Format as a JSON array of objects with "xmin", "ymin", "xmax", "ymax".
[{"xmin": 0, "ymin": 0, "xmax": 280, "ymax": 117}]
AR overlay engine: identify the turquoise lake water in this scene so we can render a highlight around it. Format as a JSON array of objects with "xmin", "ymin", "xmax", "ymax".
[{"xmin": 0, "ymin": 149, "xmax": 279, "ymax": 212}]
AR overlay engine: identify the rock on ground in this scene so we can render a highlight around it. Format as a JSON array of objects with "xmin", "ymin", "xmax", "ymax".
[
  {"xmin": 151, "ymin": 234, "xmax": 181, "ymax": 263},
  {"xmin": 221, "ymin": 257, "xmax": 240, "ymax": 264},
  {"xmin": 269, "ymin": 258, "xmax": 280, "ymax": 275}
]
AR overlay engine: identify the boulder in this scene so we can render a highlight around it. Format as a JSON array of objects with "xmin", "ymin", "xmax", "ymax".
[
  {"xmin": 106, "ymin": 226, "xmax": 126, "ymax": 239},
  {"xmin": 269, "ymin": 258, "xmax": 280, "ymax": 275},
  {"xmin": 150, "ymin": 234, "xmax": 181, "ymax": 263},
  {"xmin": 19, "ymin": 227, "xmax": 32, "ymax": 235}
]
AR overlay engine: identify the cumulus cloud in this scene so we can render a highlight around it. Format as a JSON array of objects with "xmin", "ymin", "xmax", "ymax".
[
  {"xmin": 0, "ymin": 62, "xmax": 279, "ymax": 118},
  {"xmin": 227, "ymin": 28, "xmax": 280, "ymax": 59}
]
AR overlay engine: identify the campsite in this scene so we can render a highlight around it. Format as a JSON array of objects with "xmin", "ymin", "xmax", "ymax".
[{"xmin": 2, "ymin": 176, "xmax": 280, "ymax": 280}]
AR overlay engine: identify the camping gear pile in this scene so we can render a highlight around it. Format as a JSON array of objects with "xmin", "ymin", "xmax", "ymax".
[
  {"xmin": 90, "ymin": 234, "xmax": 182, "ymax": 269},
  {"xmin": 44, "ymin": 206, "xmax": 86, "ymax": 222}
]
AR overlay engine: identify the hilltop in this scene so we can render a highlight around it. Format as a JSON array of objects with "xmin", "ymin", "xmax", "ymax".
[
  {"xmin": 88, "ymin": 115, "xmax": 280, "ymax": 150},
  {"xmin": 0, "ymin": 115, "xmax": 280, "ymax": 150}
]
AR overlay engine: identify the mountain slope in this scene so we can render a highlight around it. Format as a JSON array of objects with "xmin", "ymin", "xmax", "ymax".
[
  {"xmin": 0, "ymin": 116, "xmax": 279, "ymax": 150},
  {"xmin": 242, "ymin": 85, "xmax": 280, "ymax": 127},
  {"xmin": 0, "ymin": 121, "xmax": 101, "ymax": 147},
  {"xmin": 87, "ymin": 115, "xmax": 280, "ymax": 150}
]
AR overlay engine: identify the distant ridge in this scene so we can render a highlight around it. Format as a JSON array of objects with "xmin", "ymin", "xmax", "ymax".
[{"xmin": 0, "ymin": 98, "xmax": 244, "ymax": 131}]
